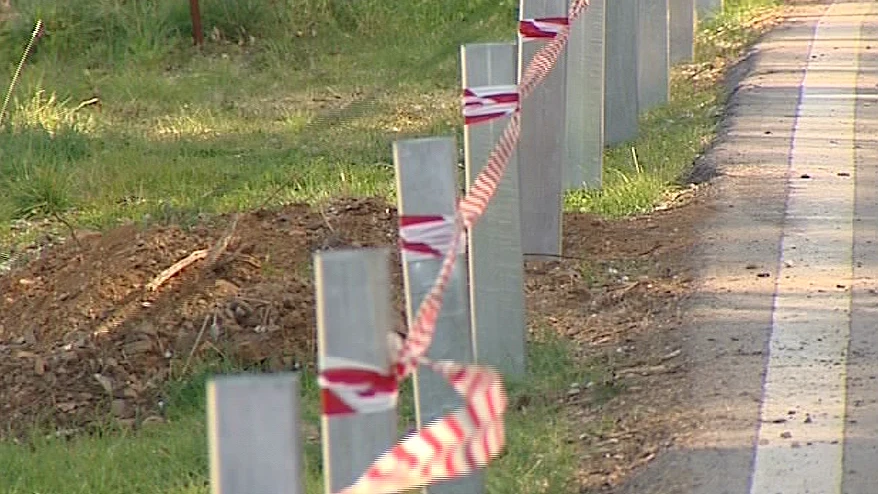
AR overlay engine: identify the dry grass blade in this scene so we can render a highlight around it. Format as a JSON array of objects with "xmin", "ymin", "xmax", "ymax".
[{"xmin": 181, "ymin": 314, "xmax": 211, "ymax": 376}]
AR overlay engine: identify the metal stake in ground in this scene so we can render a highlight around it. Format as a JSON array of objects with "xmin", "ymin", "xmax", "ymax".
[
  {"xmin": 565, "ymin": 0, "xmax": 606, "ymax": 190},
  {"xmin": 189, "ymin": 0, "xmax": 204, "ymax": 46},
  {"xmin": 315, "ymin": 248, "xmax": 398, "ymax": 494},
  {"xmin": 604, "ymin": 0, "xmax": 639, "ymax": 145},
  {"xmin": 461, "ymin": 42, "xmax": 527, "ymax": 378},
  {"xmin": 394, "ymin": 137, "xmax": 485, "ymax": 493},
  {"xmin": 669, "ymin": 0, "xmax": 696, "ymax": 64},
  {"xmin": 207, "ymin": 373, "xmax": 304, "ymax": 494},
  {"xmin": 637, "ymin": 0, "xmax": 670, "ymax": 112},
  {"xmin": 518, "ymin": 0, "xmax": 569, "ymax": 260},
  {"xmin": 696, "ymin": 0, "xmax": 723, "ymax": 19}
]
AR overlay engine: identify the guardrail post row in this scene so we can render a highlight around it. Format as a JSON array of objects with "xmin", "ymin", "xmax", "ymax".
[
  {"xmin": 207, "ymin": 373, "xmax": 304, "ymax": 494},
  {"xmin": 461, "ymin": 42, "xmax": 527, "ymax": 378},
  {"xmin": 696, "ymin": 0, "xmax": 723, "ymax": 18},
  {"xmin": 637, "ymin": 0, "xmax": 670, "ymax": 112},
  {"xmin": 315, "ymin": 248, "xmax": 398, "ymax": 494},
  {"xmin": 393, "ymin": 137, "xmax": 485, "ymax": 493},
  {"xmin": 604, "ymin": 0, "xmax": 639, "ymax": 145},
  {"xmin": 669, "ymin": 0, "xmax": 696, "ymax": 64},
  {"xmin": 518, "ymin": 0, "xmax": 569, "ymax": 259},
  {"xmin": 565, "ymin": 0, "xmax": 606, "ymax": 190}
]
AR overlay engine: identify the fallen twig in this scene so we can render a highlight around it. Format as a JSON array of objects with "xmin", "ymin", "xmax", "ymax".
[
  {"xmin": 616, "ymin": 364, "xmax": 682, "ymax": 378},
  {"xmin": 146, "ymin": 249, "xmax": 209, "ymax": 292},
  {"xmin": 72, "ymin": 97, "xmax": 100, "ymax": 112}
]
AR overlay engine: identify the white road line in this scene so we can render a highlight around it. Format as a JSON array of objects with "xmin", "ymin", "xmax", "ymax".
[{"xmin": 749, "ymin": 3, "xmax": 867, "ymax": 493}]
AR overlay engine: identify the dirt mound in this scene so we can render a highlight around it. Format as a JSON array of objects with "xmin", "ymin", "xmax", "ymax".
[
  {"xmin": 0, "ymin": 193, "xmax": 706, "ymax": 490},
  {"xmin": 0, "ymin": 197, "xmax": 403, "ymax": 434}
]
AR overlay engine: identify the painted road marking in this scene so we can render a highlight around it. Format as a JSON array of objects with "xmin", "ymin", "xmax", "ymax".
[{"xmin": 749, "ymin": 3, "xmax": 869, "ymax": 493}]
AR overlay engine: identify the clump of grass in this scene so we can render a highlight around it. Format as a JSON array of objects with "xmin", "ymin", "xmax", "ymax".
[{"xmin": 0, "ymin": 90, "xmax": 94, "ymax": 221}]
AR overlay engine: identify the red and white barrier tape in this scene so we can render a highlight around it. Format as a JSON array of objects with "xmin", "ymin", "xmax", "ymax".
[
  {"xmin": 323, "ymin": 1, "xmax": 590, "ymax": 492},
  {"xmin": 399, "ymin": 215, "xmax": 466, "ymax": 262},
  {"xmin": 463, "ymin": 85, "xmax": 520, "ymax": 126},
  {"xmin": 519, "ymin": 17, "xmax": 570, "ymax": 41},
  {"xmin": 319, "ymin": 357, "xmax": 398, "ymax": 416},
  {"xmin": 339, "ymin": 361, "xmax": 506, "ymax": 494}
]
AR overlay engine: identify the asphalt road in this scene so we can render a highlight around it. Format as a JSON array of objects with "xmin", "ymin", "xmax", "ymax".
[{"xmin": 616, "ymin": 2, "xmax": 878, "ymax": 492}]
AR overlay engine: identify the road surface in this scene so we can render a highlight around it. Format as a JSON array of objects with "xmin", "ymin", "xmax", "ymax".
[{"xmin": 617, "ymin": 1, "xmax": 878, "ymax": 492}]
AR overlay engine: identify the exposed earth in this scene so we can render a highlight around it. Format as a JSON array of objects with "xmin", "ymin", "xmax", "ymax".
[{"xmin": 0, "ymin": 189, "xmax": 707, "ymax": 489}]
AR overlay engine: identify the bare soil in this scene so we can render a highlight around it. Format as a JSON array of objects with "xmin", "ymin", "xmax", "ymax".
[{"xmin": 0, "ymin": 187, "xmax": 713, "ymax": 489}]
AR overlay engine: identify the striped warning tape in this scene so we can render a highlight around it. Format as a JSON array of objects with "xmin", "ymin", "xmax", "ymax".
[
  {"xmin": 319, "ymin": 356, "xmax": 399, "ymax": 416},
  {"xmin": 519, "ymin": 17, "xmax": 570, "ymax": 41},
  {"xmin": 463, "ymin": 85, "xmax": 520, "ymax": 126},
  {"xmin": 323, "ymin": 1, "xmax": 589, "ymax": 492},
  {"xmin": 399, "ymin": 215, "xmax": 467, "ymax": 262}
]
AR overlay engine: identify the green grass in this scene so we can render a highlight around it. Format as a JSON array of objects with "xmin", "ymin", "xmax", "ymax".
[
  {"xmin": 0, "ymin": 332, "xmax": 608, "ymax": 494},
  {"xmin": 0, "ymin": 0, "xmax": 521, "ymax": 235},
  {"xmin": 0, "ymin": 0, "xmax": 779, "ymax": 239}
]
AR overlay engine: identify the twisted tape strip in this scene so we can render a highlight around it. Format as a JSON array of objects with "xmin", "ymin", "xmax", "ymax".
[
  {"xmin": 399, "ymin": 215, "xmax": 466, "ymax": 262},
  {"xmin": 519, "ymin": 17, "xmax": 570, "ymax": 41},
  {"xmin": 463, "ymin": 85, "xmax": 520, "ymax": 126},
  {"xmin": 338, "ymin": 362, "xmax": 505, "ymax": 494},
  {"xmin": 327, "ymin": 2, "xmax": 589, "ymax": 492},
  {"xmin": 319, "ymin": 356, "xmax": 398, "ymax": 416}
]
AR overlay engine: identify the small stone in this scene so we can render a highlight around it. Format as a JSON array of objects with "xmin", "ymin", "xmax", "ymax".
[
  {"xmin": 123, "ymin": 340, "xmax": 153, "ymax": 354},
  {"xmin": 142, "ymin": 415, "xmax": 166, "ymax": 427},
  {"xmin": 780, "ymin": 431, "xmax": 792, "ymax": 439},
  {"xmin": 800, "ymin": 174, "xmax": 811, "ymax": 179},
  {"xmin": 757, "ymin": 272, "xmax": 771, "ymax": 278},
  {"xmin": 93, "ymin": 373, "xmax": 114, "ymax": 395},
  {"xmin": 34, "ymin": 357, "xmax": 47, "ymax": 376},
  {"xmin": 117, "ymin": 418, "xmax": 137, "ymax": 429},
  {"xmin": 110, "ymin": 399, "xmax": 128, "ymax": 417}
]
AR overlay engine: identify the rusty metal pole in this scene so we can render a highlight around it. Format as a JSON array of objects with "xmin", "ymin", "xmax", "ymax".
[{"xmin": 190, "ymin": 0, "xmax": 204, "ymax": 46}]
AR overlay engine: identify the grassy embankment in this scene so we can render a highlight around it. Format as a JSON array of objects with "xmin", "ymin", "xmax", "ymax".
[{"xmin": 0, "ymin": 1, "xmax": 780, "ymax": 492}]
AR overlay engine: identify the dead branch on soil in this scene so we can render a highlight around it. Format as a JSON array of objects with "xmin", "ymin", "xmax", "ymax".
[
  {"xmin": 146, "ymin": 214, "xmax": 240, "ymax": 291},
  {"xmin": 615, "ymin": 363, "xmax": 682, "ymax": 378},
  {"xmin": 146, "ymin": 249, "xmax": 209, "ymax": 292}
]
